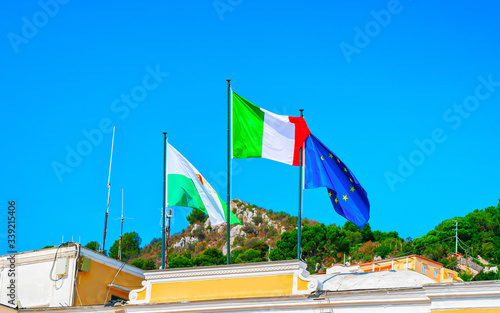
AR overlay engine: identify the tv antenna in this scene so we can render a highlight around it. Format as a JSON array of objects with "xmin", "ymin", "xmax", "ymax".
[{"xmin": 114, "ymin": 188, "xmax": 135, "ymax": 261}]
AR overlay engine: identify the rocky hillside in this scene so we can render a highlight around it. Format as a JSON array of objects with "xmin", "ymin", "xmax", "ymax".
[{"xmin": 134, "ymin": 199, "xmax": 316, "ymax": 268}]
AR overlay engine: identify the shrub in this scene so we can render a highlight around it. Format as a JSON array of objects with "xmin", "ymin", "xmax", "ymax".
[
  {"xmin": 193, "ymin": 227, "xmax": 206, "ymax": 241},
  {"xmin": 252, "ymin": 215, "xmax": 263, "ymax": 225},
  {"xmin": 474, "ymin": 271, "xmax": 500, "ymax": 281},
  {"xmin": 242, "ymin": 224, "xmax": 257, "ymax": 235},
  {"xmin": 169, "ymin": 255, "xmax": 193, "ymax": 268},
  {"xmin": 235, "ymin": 249, "xmax": 262, "ymax": 263},
  {"xmin": 233, "ymin": 235, "xmax": 245, "ymax": 247},
  {"xmin": 130, "ymin": 258, "xmax": 155, "ymax": 270},
  {"xmin": 459, "ymin": 271, "xmax": 473, "ymax": 281}
]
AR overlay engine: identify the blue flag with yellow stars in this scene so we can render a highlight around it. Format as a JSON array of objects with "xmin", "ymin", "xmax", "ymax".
[{"xmin": 304, "ymin": 133, "xmax": 370, "ymax": 229}]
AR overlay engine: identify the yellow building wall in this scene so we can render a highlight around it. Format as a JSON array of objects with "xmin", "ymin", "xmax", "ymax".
[
  {"xmin": 432, "ymin": 309, "xmax": 500, "ymax": 313},
  {"xmin": 358, "ymin": 256, "xmax": 459, "ymax": 283},
  {"xmin": 297, "ymin": 277, "xmax": 310, "ymax": 291},
  {"xmin": 149, "ymin": 275, "xmax": 294, "ymax": 303},
  {"xmin": 415, "ymin": 257, "xmax": 441, "ymax": 282},
  {"xmin": 391, "ymin": 258, "xmax": 415, "ymax": 271},
  {"xmin": 76, "ymin": 260, "xmax": 144, "ymax": 305}
]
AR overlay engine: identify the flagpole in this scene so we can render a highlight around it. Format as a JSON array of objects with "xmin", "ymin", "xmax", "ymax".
[
  {"xmin": 162, "ymin": 132, "xmax": 167, "ymax": 269},
  {"xmin": 166, "ymin": 207, "xmax": 172, "ymax": 268},
  {"xmin": 226, "ymin": 79, "xmax": 232, "ymax": 265},
  {"xmin": 297, "ymin": 109, "xmax": 304, "ymax": 260},
  {"xmin": 165, "ymin": 136, "xmax": 171, "ymax": 269}
]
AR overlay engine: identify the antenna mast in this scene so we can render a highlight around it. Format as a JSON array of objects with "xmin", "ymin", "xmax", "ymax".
[
  {"xmin": 119, "ymin": 188, "xmax": 124, "ymax": 261},
  {"xmin": 102, "ymin": 126, "xmax": 115, "ymax": 254}
]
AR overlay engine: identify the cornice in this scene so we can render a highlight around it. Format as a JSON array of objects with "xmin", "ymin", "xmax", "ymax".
[
  {"xmin": 144, "ymin": 264, "xmax": 301, "ymax": 281},
  {"xmin": 0, "ymin": 246, "xmax": 77, "ymax": 267}
]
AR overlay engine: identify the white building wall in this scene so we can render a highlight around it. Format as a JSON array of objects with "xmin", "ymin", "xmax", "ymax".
[{"xmin": 0, "ymin": 245, "xmax": 78, "ymax": 308}]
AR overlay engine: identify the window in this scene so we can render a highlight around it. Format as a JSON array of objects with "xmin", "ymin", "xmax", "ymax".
[
  {"xmin": 448, "ymin": 274, "xmax": 453, "ymax": 279},
  {"xmin": 422, "ymin": 265, "xmax": 426, "ymax": 274},
  {"xmin": 434, "ymin": 269, "xmax": 438, "ymax": 278}
]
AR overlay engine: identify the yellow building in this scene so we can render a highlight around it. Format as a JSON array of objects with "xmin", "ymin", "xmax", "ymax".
[
  {"xmin": 74, "ymin": 246, "xmax": 145, "ymax": 304},
  {"xmin": 129, "ymin": 259, "xmax": 318, "ymax": 304},
  {"xmin": 357, "ymin": 254, "xmax": 461, "ymax": 283}
]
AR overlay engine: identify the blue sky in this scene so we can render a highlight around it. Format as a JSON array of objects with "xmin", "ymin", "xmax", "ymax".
[{"xmin": 2, "ymin": 1, "xmax": 500, "ymax": 255}]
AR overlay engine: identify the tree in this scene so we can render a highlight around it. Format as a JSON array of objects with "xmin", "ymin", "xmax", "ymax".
[
  {"xmin": 343, "ymin": 221, "xmax": 360, "ymax": 232},
  {"xmin": 410, "ymin": 201, "xmax": 500, "ymax": 264},
  {"xmin": 187, "ymin": 209, "xmax": 207, "ymax": 224},
  {"xmin": 130, "ymin": 258, "xmax": 155, "ymax": 270},
  {"xmin": 474, "ymin": 271, "xmax": 500, "ymax": 281},
  {"xmin": 230, "ymin": 249, "xmax": 244, "ymax": 263},
  {"xmin": 169, "ymin": 252, "xmax": 193, "ymax": 268},
  {"xmin": 375, "ymin": 245, "xmax": 393, "ymax": 259},
  {"xmin": 301, "ymin": 224, "xmax": 327, "ymax": 258},
  {"xmin": 373, "ymin": 231, "xmax": 399, "ymax": 242},
  {"xmin": 270, "ymin": 230, "xmax": 298, "ymax": 261},
  {"xmin": 269, "ymin": 247, "xmax": 285, "ymax": 261},
  {"xmin": 192, "ymin": 248, "xmax": 225, "ymax": 266},
  {"xmin": 84, "ymin": 241, "xmax": 99, "ymax": 252},
  {"xmin": 235, "ymin": 249, "xmax": 262, "ymax": 263},
  {"xmin": 169, "ymin": 255, "xmax": 193, "ymax": 268},
  {"xmin": 360, "ymin": 223, "xmax": 375, "ymax": 242},
  {"xmin": 325, "ymin": 224, "xmax": 349, "ymax": 254},
  {"xmin": 109, "ymin": 232, "xmax": 141, "ymax": 261},
  {"xmin": 251, "ymin": 241, "xmax": 269, "ymax": 259}
]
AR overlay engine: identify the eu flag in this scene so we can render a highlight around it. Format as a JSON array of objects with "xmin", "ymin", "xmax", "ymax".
[{"xmin": 304, "ymin": 134, "xmax": 370, "ymax": 229}]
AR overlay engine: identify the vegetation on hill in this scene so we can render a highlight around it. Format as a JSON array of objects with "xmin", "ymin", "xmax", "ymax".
[{"xmin": 81, "ymin": 199, "xmax": 500, "ymax": 281}]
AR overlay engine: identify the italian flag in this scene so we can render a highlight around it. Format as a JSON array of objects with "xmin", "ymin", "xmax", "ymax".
[
  {"xmin": 167, "ymin": 143, "xmax": 241, "ymax": 226},
  {"xmin": 232, "ymin": 92, "xmax": 311, "ymax": 166}
]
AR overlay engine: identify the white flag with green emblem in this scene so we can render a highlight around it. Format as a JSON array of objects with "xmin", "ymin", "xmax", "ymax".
[{"xmin": 167, "ymin": 143, "xmax": 241, "ymax": 225}]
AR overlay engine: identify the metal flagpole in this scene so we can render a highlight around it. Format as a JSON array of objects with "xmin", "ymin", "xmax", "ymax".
[
  {"xmin": 226, "ymin": 79, "xmax": 232, "ymax": 265},
  {"xmin": 297, "ymin": 110, "xmax": 304, "ymax": 260},
  {"xmin": 102, "ymin": 126, "xmax": 115, "ymax": 254},
  {"xmin": 165, "ymin": 206, "xmax": 172, "ymax": 268},
  {"xmin": 162, "ymin": 132, "xmax": 167, "ymax": 269},
  {"xmin": 165, "ymin": 137, "xmax": 171, "ymax": 268},
  {"xmin": 165, "ymin": 138, "xmax": 172, "ymax": 269}
]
